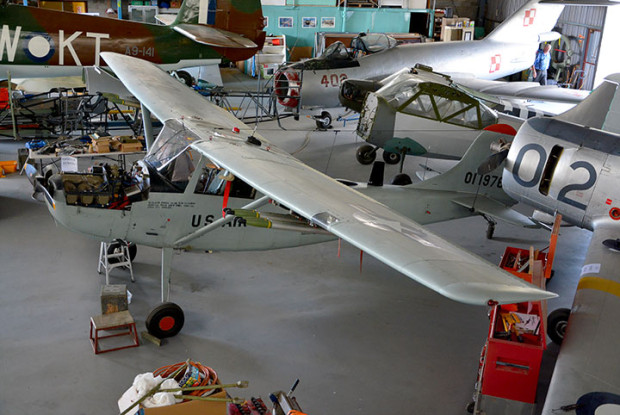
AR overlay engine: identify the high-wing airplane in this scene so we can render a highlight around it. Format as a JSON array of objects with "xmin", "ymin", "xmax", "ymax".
[
  {"xmin": 339, "ymin": 65, "xmax": 592, "ymax": 165},
  {"xmin": 478, "ymin": 74, "xmax": 620, "ymax": 414},
  {"xmin": 31, "ymin": 52, "xmax": 555, "ymax": 338},
  {"xmin": 273, "ymin": 0, "xmax": 605, "ymax": 128},
  {"xmin": 0, "ymin": 0, "xmax": 265, "ymax": 80},
  {"xmin": 339, "ymin": 66, "xmax": 525, "ymax": 165}
]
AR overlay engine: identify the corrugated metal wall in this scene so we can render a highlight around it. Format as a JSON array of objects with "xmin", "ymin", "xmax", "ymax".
[{"xmin": 484, "ymin": 1, "xmax": 606, "ymax": 89}]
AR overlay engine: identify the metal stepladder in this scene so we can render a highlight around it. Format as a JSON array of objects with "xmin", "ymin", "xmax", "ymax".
[{"xmin": 98, "ymin": 240, "xmax": 135, "ymax": 284}]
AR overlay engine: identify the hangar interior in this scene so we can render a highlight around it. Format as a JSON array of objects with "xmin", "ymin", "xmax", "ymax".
[{"xmin": 0, "ymin": 0, "xmax": 618, "ymax": 414}]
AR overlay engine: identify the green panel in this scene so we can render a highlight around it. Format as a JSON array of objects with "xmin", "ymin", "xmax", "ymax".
[
  {"xmin": 286, "ymin": 0, "xmax": 334, "ymax": 4},
  {"xmin": 262, "ymin": 6, "xmax": 423, "ymax": 58}
]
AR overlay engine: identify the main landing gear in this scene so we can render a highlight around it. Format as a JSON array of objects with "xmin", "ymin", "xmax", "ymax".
[
  {"xmin": 105, "ymin": 241, "xmax": 186, "ymax": 339},
  {"xmin": 356, "ymin": 144, "xmax": 402, "ymax": 166},
  {"xmin": 547, "ymin": 308, "xmax": 570, "ymax": 345},
  {"xmin": 356, "ymin": 144, "xmax": 377, "ymax": 165},
  {"xmin": 314, "ymin": 111, "xmax": 332, "ymax": 129}
]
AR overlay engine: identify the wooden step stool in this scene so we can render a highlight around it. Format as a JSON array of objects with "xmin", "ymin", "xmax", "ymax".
[{"xmin": 89, "ymin": 310, "xmax": 139, "ymax": 354}]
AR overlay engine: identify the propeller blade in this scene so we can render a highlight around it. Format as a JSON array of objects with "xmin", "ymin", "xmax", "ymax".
[{"xmin": 477, "ymin": 149, "xmax": 509, "ymax": 175}]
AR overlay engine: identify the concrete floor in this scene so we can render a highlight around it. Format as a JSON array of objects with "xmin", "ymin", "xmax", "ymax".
[{"xmin": 0, "ymin": 115, "xmax": 590, "ymax": 414}]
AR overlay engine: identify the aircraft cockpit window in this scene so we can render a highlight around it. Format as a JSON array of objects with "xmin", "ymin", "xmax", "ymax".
[
  {"xmin": 144, "ymin": 124, "xmax": 200, "ymax": 171},
  {"xmin": 303, "ymin": 41, "xmax": 360, "ymax": 70},
  {"xmin": 322, "ymin": 41, "xmax": 351, "ymax": 60},
  {"xmin": 194, "ymin": 164, "xmax": 256, "ymax": 199},
  {"xmin": 351, "ymin": 33, "xmax": 397, "ymax": 57},
  {"xmin": 391, "ymin": 82, "xmax": 498, "ymax": 129}
]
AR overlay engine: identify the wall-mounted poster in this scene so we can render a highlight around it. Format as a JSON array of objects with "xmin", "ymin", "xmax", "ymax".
[
  {"xmin": 302, "ymin": 17, "xmax": 317, "ymax": 28},
  {"xmin": 278, "ymin": 17, "xmax": 293, "ymax": 28},
  {"xmin": 321, "ymin": 17, "xmax": 335, "ymax": 28}
]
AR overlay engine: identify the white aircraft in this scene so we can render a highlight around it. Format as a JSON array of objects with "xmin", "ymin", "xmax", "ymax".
[
  {"xmin": 33, "ymin": 52, "xmax": 555, "ymax": 338},
  {"xmin": 273, "ymin": 0, "xmax": 608, "ymax": 128},
  {"xmin": 478, "ymin": 73, "xmax": 620, "ymax": 413}
]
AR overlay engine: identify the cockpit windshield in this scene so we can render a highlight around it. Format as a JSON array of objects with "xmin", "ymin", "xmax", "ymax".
[
  {"xmin": 144, "ymin": 120, "xmax": 200, "ymax": 171},
  {"xmin": 378, "ymin": 73, "xmax": 498, "ymax": 129},
  {"xmin": 321, "ymin": 41, "xmax": 351, "ymax": 60},
  {"xmin": 351, "ymin": 33, "xmax": 397, "ymax": 55}
]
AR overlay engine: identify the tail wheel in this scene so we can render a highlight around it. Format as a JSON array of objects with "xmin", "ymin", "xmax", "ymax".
[
  {"xmin": 382, "ymin": 150, "xmax": 401, "ymax": 165},
  {"xmin": 356, "ymin": 144, "xmax": 376, "ymax": 165},
  {"xmin": 547, "ymin": 308, "xmax": 571, "ymax": 345},
  {"xmin": 146, "ymin": 302, "xmax": 185, "ymax": 338},
  {"xmin": 106, "ymin": 240, "xmax": 137, "ymax": 264}
]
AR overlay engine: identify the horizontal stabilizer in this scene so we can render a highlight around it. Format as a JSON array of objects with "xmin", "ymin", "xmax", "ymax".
[
  {"xmin": 173, "ymin": 24, "xmax": 258, "ymax": 49},
  {"xmin": 452, "ymin": 196, "xmax": 538, "ymax": 228},
  {"xmin": 155, "ymin": 14, "xmax": 176, "ymax": 25},
  {"xmin": 456, "ymin": 78, "xmax": 589, "ymax": 104}
]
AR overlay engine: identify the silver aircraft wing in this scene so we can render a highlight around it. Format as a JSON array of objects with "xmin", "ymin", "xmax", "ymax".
[
  {"xmin": 542, "ymin": 218, "xmax": 620, "ymax": 413},
  {"xmin": 454, "ymin": 77, "xmax": 590, "ymax": 104},
  {"xmin": 101, "ymin": 52, "xmax": 555, "ymax": 306}
]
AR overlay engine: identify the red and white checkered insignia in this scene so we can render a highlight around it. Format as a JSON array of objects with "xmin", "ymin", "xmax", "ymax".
[
  {"xmin": 606, "ymin": 198, "xmax": 613, "ymax": 205},
  {"xmin": 523, "ymin": 8, "xmax": 536, "ymax": 26},
  {"xmin": 489, "ymin": 54, "xmax": 501, "ymax": 73}
]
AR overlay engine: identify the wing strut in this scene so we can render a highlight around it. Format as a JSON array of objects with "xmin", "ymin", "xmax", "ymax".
[{"xmin": 174, "ymin": 195, "xmax": 270, "ymax": 247}]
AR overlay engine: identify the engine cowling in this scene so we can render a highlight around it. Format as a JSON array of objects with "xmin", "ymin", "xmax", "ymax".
[{"xmin": 274, "ymin": 68, "xmax": 301, "ymax": 108}]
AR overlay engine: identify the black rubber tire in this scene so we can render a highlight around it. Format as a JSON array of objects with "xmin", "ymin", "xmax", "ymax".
[
  {"xmin": 356, "ymin": 144, "xmax": 376, "ymax": 165},
  {"xmin": 382, "ymin": 150, "xmax": 401, "ymax": 165},
  {"xmin": 466, "ymin": 401, "xmax": 475, "ymax": 414},
  {"xmin": 315, "ymin": 111, "xmax": 332, "ymax": 129},
  {"xmin": 547, "ymin": 308, "xmax": 570, "ymax": 345},
  {"xmin": 390, "ymin": 173, "xmax": 413, "ymax": 186},
  {"xmin": 176, "ymin": 70, "xmax": 193, "ymax": 87},
  {"xmin": 146, "ymin": 302, "xmax": 185, "ymax": 338},
  {"xmin": 107, "ymin": 240, "xmax": 137, "ymax": 264},
  {"xmin": 486, "ymin": 223, "xmax": 495, "ymax": 240}
]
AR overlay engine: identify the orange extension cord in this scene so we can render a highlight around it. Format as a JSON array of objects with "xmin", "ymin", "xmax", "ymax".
[{"xmin": 153, "ymin": 361, "xmax": 220, "ymax": 397}]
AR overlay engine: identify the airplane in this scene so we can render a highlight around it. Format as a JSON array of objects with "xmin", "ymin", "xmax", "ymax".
[
  {"xmin": 0, "ymin": 0, "xmax": 266, "ymax": 82},
  {"xmin": 476, "ymin": 73, "xmax": 620, "ymax": 413},
  {"xmin": 273, "ymin": 0, "xmax": 608, "ymax": 128},
  {"xmin": 339, "ymin": 65, "xmax": 590, "ymax": 166},
  {"xmin": 30, "ymin": 52, "xmax": 555, "ymax": 339},
  {"xmin": 339, "ymin": 65, "xmax": 525, "ymax": 165}
]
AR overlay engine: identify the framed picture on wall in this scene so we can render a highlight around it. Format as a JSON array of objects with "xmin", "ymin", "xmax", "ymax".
[
  {"xmin": 263, "ymin": 17, "xmax": 268, "ymax": 28},
  {"xmin": 278, "ymin": 17, "xmax": 293, "ymax": 28},
  {"xmin": 302, "ymin": 17, "xmax": 317, "ymax": 28},
  {"xmin": 321, "ymin": 17, "xmax": 335, "ymax": 28}
]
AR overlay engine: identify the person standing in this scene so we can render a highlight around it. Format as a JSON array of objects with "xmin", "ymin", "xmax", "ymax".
[{"xmin": 531, "ymin": 44, "xmax": 552, "ymax": 85}]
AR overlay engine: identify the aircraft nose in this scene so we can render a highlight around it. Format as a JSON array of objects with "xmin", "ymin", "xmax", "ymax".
[{"xmin": 274, "ymin": 68, "xmax": 301, "ymax": 108}]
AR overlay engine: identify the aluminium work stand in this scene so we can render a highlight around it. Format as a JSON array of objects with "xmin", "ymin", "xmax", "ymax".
[{"xmin": 98, "ymin": 241, "xmax": 135, "ymax": 284}]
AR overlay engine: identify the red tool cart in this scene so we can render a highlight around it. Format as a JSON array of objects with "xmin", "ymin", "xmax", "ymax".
[{"xmin": 468, "ymin": 216, "xmax": 561, "ymax": 414}]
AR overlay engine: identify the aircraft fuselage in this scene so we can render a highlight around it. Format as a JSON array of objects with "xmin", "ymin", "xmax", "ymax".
[{"xmin": 276, "ymin": 40, "xmax": 536, "ymax": 111}]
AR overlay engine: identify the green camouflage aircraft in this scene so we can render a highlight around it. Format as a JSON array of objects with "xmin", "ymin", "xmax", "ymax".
[{"xmin": 0, "ymin": 0, "xmax": 265, "ymax": 79}]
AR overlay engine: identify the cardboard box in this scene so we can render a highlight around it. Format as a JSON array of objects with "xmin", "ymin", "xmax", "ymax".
[
  {"xmin": 119, "ymin": 389, "xmax": 227, "ymax": 415},
  {"xmin": 91, "ymin": 137, "xmax": 112, "ymax": 153},
  {"xmin": 120, "ymin": 142, "xmax": 144, "ymax": 152}
]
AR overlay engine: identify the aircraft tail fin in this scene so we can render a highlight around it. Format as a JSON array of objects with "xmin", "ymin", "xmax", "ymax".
[
  {"xmin": 556, "ymin": 74, "xmax": 620, "ymax": 134},
  {"xmin": 411, "ymin": 128, "xmax": 537, "ymax": 227},
  {"xmin": 173, "ymin": 0, "xmax": 266, "ymax": 59},
  {"xmin": 413, "ymin": 129, "xmax": 516, "ymax": 206},
  {"xmin": 485, "ymin": 0, "xmax": 564, "ymax": 44}
]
